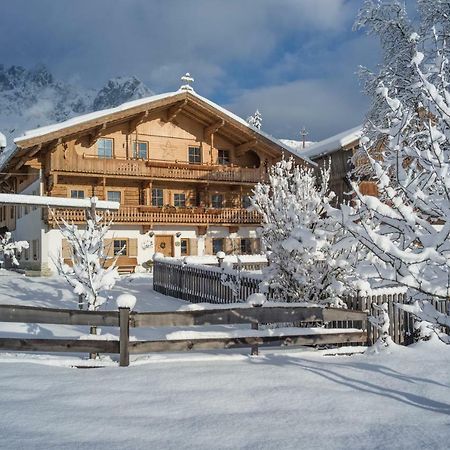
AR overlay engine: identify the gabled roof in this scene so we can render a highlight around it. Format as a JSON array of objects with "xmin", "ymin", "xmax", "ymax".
[
  {"xmin": 302, "ymin": 125, "xmax": 363, "ymax": 160},
  {"xmin": 8, "ymin": 89, "xmax": 312, "ymax": 169}
]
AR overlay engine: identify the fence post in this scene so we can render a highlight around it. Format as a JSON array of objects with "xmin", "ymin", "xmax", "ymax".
[
  {"xmin": 366, "ymin": 312, "xmax": 372, "ymax": 347},
  {"xmin": 119, "ymin": 307, "xmax": 130, "ymax": 367}
]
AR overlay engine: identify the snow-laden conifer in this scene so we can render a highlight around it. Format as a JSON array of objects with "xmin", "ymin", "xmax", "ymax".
[
  {"xmin": 252, "ymin": 158, "xmax": 361, "ymax": 306},
  {"xmin": 247, "ymin": 109, "xmax": 262, "ymax": 129}
]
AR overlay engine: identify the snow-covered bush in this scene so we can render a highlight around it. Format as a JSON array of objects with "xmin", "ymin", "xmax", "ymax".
[
  {"xmin": 252, "ymin": 157, "xmax": 360, "ymax": 306},
  {"xmin": 369, "ymin": 302, "xmax": 392, "ymax": 349},
  {"xmin": 0, "ymin": 232, "xmax": 28, "ymax": 268},
  {"xmin": 336, "ymin": 0, "xmax": 450, "ymax": 339},
  {"xmin": 54, "ymin": 198, "xmax": 120, "ymax": 312},
  {"xmin": 220, "ymin": 256, "xmax": 243, "ymax": 302}
]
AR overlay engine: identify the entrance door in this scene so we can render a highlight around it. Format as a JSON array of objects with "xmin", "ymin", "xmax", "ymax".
[{"xmin": 155, "ymin": 235, "xmax": 174, "ymax": 257}]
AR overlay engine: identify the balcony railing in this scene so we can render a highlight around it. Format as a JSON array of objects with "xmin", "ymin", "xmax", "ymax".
[
  {"xmin": 51, "ymin": 151, "xmax": 267, "ymax": 184},
  {"xmin": 45, "ymin": 206, "xmax": 262, "ymax": 226}
]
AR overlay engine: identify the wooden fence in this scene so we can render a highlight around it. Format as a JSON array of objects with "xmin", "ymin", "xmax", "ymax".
[
  {"xmin": 0, "ymin": 303, "xmax": 368, "ymax": 367},
  {"xmin": 152, "ymin": 259, "xmax": 450, "ymax": 346}
]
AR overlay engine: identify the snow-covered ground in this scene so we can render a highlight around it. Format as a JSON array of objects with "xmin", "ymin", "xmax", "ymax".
[
  {"xmin": 0, "ymin": 272, "xmax": 449, "ymax": 449},
  {"xmin": 0, "ymin": 339, "xmax": 448, "ymax": 449}
]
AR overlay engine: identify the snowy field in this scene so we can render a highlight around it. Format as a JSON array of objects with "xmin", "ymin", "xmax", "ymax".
[{"xmin": 0, "ymin": 272, "xmax": 449, "ymax": 449}]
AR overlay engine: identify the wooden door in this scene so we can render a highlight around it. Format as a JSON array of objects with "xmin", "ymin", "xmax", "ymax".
[{"xmin": 155, "ymin": 235, "xmax": 174, "ymax": 257}]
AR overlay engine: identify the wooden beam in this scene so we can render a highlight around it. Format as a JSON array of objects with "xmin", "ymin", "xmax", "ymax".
[
  {"xmin": 235, "ymin": 139, "xmax": 258, "ymax": 157},
  {"xmin": 128, "ymin": 331, "xmax": 368, "ymax": 354},
  {"xmin": 0, "ymin": 304, "xmax": 120, "ymax": 326},
  {"xmin": 88, "ymin": 124, "xmax": 107, "ymax": 146},
  {"xmin": 0, "ymin": 337, "xmax": 119, "ymax": 354},
  {"xmin": 129, "ymin": 111, "xmax": 149, "ymax": 131},
  {"xmin": 163, "ymin": 99, "xmax": 188, "ymax": 123},
  {"xmin": 204, "ymin": 119, "xmax": 225, "ymax": 140}
]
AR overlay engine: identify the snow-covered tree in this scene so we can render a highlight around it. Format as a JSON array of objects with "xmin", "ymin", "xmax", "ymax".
[
  {"xmin": 0, "ymin": 232, "xmax": 28, "ymax": 268},
  {"xmin": 335, "ymin": 0, "xmax": 450, "ymax": 339},
  {"xmin": 54, "ymin": 198, "xmax": 120, "ymax": 312},
  {"xmin": 247, "ymin": 109, "xmax": 262, "ymax": 129},
  {"xmin": 252, "ymin": 158, "xmax": 361, "ymax": 306}
]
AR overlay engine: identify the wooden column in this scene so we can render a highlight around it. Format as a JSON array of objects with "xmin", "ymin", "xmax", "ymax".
[{"xmin": 119, "ymin": 307, "xmax": 130, "ymax": 367}]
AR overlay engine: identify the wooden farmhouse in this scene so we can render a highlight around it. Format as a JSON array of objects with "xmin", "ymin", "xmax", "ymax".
[
  {"xmin": 0, "ymin": 81, "xmax": 308, "ymax": 274},
  {"xmin": 302, "ymin": 125, "xmax": 378, "ymax": 203}
]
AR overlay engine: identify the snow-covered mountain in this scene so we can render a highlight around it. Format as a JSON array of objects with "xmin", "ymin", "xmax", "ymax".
[{"xmin": 0, "ymin": 64, "xmax": 154, "ymax": 149}]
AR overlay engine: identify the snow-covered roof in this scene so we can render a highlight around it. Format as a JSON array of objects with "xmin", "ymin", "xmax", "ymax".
[
  {"xmin": 302, "ymin": 125, "xmax": 363, "ymax": 160},
  {"xmin": 13, "ymin": 88, "xmax": 312, "ymax": 165},
  {"xmin": 0, "ymin": 132, "xmax": 6, "ymax": 148}
]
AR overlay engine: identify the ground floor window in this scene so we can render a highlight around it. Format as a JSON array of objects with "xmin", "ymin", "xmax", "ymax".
[
  {"xmin": 180, "ymin": 238, "xmax": 189, "ymax": 256},
  {"xmin": 107, "ymin": 191, "xmax": 122, "ymax": 203},
  {"xmin": 71, "ymin": 190, "xmax": 85, "ymax": 199},
  {"xmin": 240, "ymin": 238, "xmax": 252, "ymax": 254},
  {"xmin": 114, "ymin": 239, "xmax": 127, "ymax": 256},
  {"xmin": 212, "ymin": 238, "xmax": 224, "ymax": 254}
]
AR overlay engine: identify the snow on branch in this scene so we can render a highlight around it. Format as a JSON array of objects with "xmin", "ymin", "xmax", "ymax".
[
  {"xmin": 0, "ymin": 232, "xmax": 28, "ymax": 268},
  {"xmin": 252, "ymin": 157, "xmax": 363, "ymax": 306},
  {"xmin": 53, "ymin": 198, "xmax": 120, "ymax": 311}
]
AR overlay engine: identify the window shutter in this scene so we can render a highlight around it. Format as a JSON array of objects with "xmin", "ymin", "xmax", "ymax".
[
  {"xmin": 62, "ymin": 239, "xmax": 71, "ymax": 259},
  {"xmin": 204, "ymin": 237, "xmax": 213, "ymax": 255},
  {"xmin": 189, "ymin": 238, "xmax": 198, "ymax": 256},
  {"xmin": 104, "ymin": 239, "xmax": 114, "ymax": 258},
  {"xmin": 224, "ymin": 238, "xmax": 234, "ymax": 254},
  {"xmin": 250, "ymin": 238, "xmax": 260, "ymax": 254},
  {"xmin": 128, "ymin": 238, "xmax": 138, "ymax": 257}
]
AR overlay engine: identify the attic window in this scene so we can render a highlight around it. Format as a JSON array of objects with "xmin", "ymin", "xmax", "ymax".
[{"xmin": 98, "ymin": 138, "xmax": 113, "ymax": 159}]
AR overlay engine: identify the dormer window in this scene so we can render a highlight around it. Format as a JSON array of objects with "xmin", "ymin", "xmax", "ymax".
[
  {"xmin": 133, "ymin": 141, "xmax": 148, "ymax": 159},
  {"xmin": 98, "ymin": 138, "xmax": 113, "ymax": 159}
]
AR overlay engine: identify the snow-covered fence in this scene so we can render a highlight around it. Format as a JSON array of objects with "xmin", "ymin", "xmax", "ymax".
[
  {"xmin": 0, "ymin": 303, "xmax": 368, "ymax": 366},
  {"xmin": 152, "ymin": 259, "xmax": 432, "ymax": 345}
]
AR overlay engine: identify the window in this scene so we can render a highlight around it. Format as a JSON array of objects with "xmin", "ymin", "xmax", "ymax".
[
  {"xmin": 133, "ymin": 141, "xmax": 148, "ymax": 159},
  {"xmin": 71, "ymin": 190, "xmax": 85, "ymax": 199},
  {"xmin": 180, "ymin": 238, "xmax": 189, "ymax": 256},
  {"xmin": 212, "ymin": 238, "xmax": 224, "ymax": 254},
  {"xmin": 211, "ymin": 194, "xmax": 223, "ymax": 209},
  {"xmin": 240, "ymin": 238, "xmax": 252, "ymax": 255},
  {"xmin": 107, "ymin": 191, "xmax": 121, "ymax": 203},
  {"xmin": 24, "ymin": 205, "xmax": 29, "ymax": 215},
  {"xmin": 217, "ymin": 150, "xmax": 230, "ymax": 165},
  {"xmin": 242, "ymin": 195, "xmax": 252, "ymax": 209},
  {"xmin": 114, "ymin": 239, "xmax": 127, "ymax": 256},
  {"xmin": 152, "ymin": 188, "xmax": 164, "ymax": 207},
  {"xmin": 97, "ymin": 138, "xmax": 113, "ymax": 159},
  {"xmin": 188, "ymin": 146, "xmax": 201, "ymax": 164},
  {"xmin": 174, "ymin": 193, "xmax": 186, "ymax": 208}
]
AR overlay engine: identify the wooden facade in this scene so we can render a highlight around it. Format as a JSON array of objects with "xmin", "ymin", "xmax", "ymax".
[{"xmin": 0, "ymin": 89, "xmax": 306, "ymax": 273}]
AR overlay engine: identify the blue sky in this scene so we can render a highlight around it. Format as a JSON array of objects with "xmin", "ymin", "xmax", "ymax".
[{"xmin": 0, "ymin": 0, "xmax": 417, "ymax": 141}]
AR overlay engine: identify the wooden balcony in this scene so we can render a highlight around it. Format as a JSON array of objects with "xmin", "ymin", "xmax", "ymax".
[
  {"xmin": 51, "ymin": 151, "xmax": 267, "ymax": 184},
  {"xmin": 45, "ymin": 206, "xmax": 262, "ymax": 226}
]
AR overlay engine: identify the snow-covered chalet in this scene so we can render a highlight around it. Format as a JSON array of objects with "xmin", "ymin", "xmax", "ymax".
[{"xmin": 0, "ymin": 79, "xmax": 308, "ymax": 274}]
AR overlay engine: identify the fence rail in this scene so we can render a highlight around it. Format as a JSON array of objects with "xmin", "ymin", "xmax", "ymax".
[
  {"xmin": 152, "ymin": 259, "xmax": 450, "ymax": 346},
  {"xmin": 0, "ymin": 303, "xmax": 368, "ymax": 367}
]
